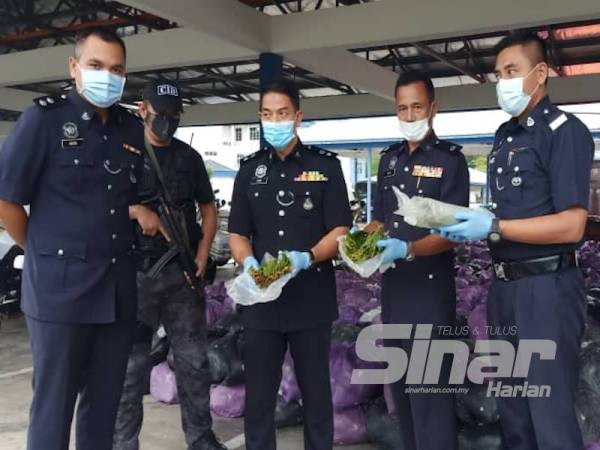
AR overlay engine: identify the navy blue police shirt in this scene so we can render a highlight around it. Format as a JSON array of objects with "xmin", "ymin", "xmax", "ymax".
[
  {"xmin": 228, "ymin": 140, "xmax": 352, "ymax": 331},
  {"xmin": 0, "ymin": 90, "xmax": 144, "ymax": 324},
  {"xmin": 373, "ymin": 132, "xmax": 470, "ymax": 275},
  {"xmin": 488, "ymin": 96, "xmax": 594, "ymax": 261}
]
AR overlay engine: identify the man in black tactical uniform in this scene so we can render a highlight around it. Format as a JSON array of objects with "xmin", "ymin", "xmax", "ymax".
[{"xmin": 112, "ymin": 79, "xmax": 225, "ymax": 450}]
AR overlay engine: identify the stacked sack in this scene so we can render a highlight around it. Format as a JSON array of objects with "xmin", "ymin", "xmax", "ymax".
[{"xmin": 148, "ymin": 240, "xmax": 600, "ymax": 449}]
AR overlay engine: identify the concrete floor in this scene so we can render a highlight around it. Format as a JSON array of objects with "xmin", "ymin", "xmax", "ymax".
[{"xmin": 0, "ymin": 315, "xmax": 376, "ymax": 450}]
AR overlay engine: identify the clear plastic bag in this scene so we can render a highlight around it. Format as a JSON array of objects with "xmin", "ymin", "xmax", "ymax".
[
  {"xmin": 337, "ymin": 235, "xmax": 392, "ymax": 278},
  {"xmin": 225, "ymin": 253, "xmax": 294, "ymax": 306},
  {"xmin": 392, "ymin": 186, "xmax": 494, "ymax": 229}
]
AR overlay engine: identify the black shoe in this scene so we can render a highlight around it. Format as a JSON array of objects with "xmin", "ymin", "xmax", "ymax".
[{"xmin": 190, "ymin": 431, "xmax": 227, "ymax": 450}]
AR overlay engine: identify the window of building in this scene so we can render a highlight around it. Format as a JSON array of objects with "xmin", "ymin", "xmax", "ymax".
[
  {"xmin": 204, "ymin": 151, "xmax": 217, "ymax": 157},
  {"xmin": 250, "ymin": 126, "xmax": 260, "ymax": 141},
  {"xmin": 237, "ymin": 154, "xmax": 245, "ymax": 165},
  {"xmin": 235, "ymin": 127, "xmax": 243, "ymax": 142}
]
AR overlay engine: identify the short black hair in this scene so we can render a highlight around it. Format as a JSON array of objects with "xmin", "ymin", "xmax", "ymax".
[
  {"xmin": 260, "ymin": 78, "xmax": 300, "ymax": 111},
  {"xmin": 394, "ymin": 70, "xmax": 435, "ymax": 103},
  {"xmin": 75, "ymin": 28, "xmax": 127, "ymax": 60},
  {"xmin": 494, "ymin": 31, "xmax": 548, "ymax": 65}
]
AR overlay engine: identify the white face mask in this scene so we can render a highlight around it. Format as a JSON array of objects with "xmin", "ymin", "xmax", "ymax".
[
  {"xmin": 496, "ymin": 65, "xmax": 541, "ymax": 117},
  {"xmin": 398, "ymin": 117, "xmax": 430, "ymax": 143}
]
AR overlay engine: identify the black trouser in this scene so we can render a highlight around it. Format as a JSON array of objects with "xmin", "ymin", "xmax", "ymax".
[
  {"xmin": 26, "ymin": 316, "xmax": 134, "ymax": 450},
  {"xmin": 385, "ymin": 332, "xmax": 458, "ymax": 450},
  {"xmin": 243, "ymin": 323, "xmax": 333, "ymax": 450},
  {"xmin": 487, "ymin": 267, "xmax": 585, "ymax": 450},
  {"xmin": 381, "ymin": 264, "xmax": 458, "ymax": 450},
  {"xmin": 112, "ymin": 263, "xmax": 211, "ymax": 450}
]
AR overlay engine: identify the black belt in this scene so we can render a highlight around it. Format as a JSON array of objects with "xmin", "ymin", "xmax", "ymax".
[{"xmin": 492, "ymin": 252, "xmax": 579, "ymax": 282}]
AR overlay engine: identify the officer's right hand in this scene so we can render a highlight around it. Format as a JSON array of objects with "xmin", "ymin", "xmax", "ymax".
[
  {"xmin": 243, "ymin": 255, "xmax": 259, "ymax": 273},
  {"xmin": 376, "ymin": 238, "xmax": 408, "ymax": 264},
  {"xmin": 435, "ymin": 211, "xmax": 492, "ymax": 242},
  {"xmin": 133, "ymin": 205, "xmax": 170, "ymax": 241}
]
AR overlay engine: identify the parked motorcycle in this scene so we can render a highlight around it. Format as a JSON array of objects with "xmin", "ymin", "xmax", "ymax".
[
  {"xmin": 210, "ymin": 196, "xmax": 232, "ymax": 267},
  {"xmin": 0, "ymin": 229, "xmax": 23, "ymax": 319}
]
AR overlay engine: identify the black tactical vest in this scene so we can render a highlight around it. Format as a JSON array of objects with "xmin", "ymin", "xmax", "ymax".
[{"xmin": 136, "ymin": 143, "xmax": 202, "ymax": 259}]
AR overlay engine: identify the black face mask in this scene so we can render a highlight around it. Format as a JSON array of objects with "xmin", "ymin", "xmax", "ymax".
[{"xmin": 146, "ymin": 113, "xmax": 180, "ymax": 142}]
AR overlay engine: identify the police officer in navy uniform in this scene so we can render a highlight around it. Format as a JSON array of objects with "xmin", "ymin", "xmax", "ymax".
[
  {"xmin": 112, "ymin": 79, "xmax": 224, "ymax": 450},
  {"xmin": 438, "ymin": 33, "xmax": 593, "ymax": 450},
  {"xmin": 228, "ymin": 79, "xmax": 352, "ymax": 450},
  {"xmin": 363, "ymin": 70, "xmax": 469, "ymax": 450},
  {"xmin": 0, "ymin": 29, "xmax": 164, "ymax": 450}
]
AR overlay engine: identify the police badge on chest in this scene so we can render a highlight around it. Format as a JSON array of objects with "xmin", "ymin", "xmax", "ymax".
[
  {"xmin": 250, "ymin": 164, "xmax": 268, "ymax": 185},
  {"xmin": 384, "ymin": 156, "xmax": 398, "ymax": 177}
]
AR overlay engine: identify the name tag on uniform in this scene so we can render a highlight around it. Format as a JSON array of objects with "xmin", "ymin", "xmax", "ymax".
[
  {"xmin": 412, "ymin": 165, "xmax": 443, "ymax": 178},
  {"xmin": 384, "ymin": 168, "xmax": 396, "ymax": 177},
  {"xmin": 61, "ymin": 138, "xmax": 84, "ymax": 149},
  {"xmin": 250, "ymin": 176, "xmax": 268, "ymax": 185}
]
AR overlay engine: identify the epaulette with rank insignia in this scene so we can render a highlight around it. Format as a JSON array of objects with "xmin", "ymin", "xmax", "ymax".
[
  {"xmin": 33, "ymin": 94, "xmax": 68, "ymax": 110},
  {"xmin": 434, "ymin": 139, "xmax": 463, "ymax": 152},
  {"xmin": 545, "ymin": 109, "xmax": 569, "ymax": 132},
  {"xmin": 380, "ymin": 143, "xmax": 402, "ymax": 155},
  {"xmin": 306, "ymin": 146, "xmax": 337, "ymax": 158},
  {"xmin": 240, "ymin": 148, "xmax": 267, "ymax": 165}
]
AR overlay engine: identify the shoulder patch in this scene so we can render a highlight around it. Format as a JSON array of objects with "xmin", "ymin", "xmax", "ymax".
[
  {"xmin": 434, "ymin": 139, "xmax": 463, "ymax": 152},
  {"xmin": 549, "ymin": 113, "xmax": 568, "ymax": 131},
  {"xmin": 33, "ymin": 94, "xmax": 68, "ymax": 110},
  {"xmin": 240, "ymin": 149, "xmax": 267, "ymax": 165}
]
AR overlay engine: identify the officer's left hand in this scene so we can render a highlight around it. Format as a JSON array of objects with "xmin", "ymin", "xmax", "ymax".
[
  {"xmin": 434, "ymin": 211, "xmax": 492, "ymax": 243},
  {"xmin": 376, "ymin": 238, "xmax": 408, "ymax": 264},
  {"xmin": 287, "ymin": 251, "xmax": 311, "ymax": 276},
  {"xmin": 195, "ymin": 253, "xmax": 208, "ymax": 278}
]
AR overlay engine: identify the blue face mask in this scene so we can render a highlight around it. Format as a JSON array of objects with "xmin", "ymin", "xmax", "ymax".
[
  {"xmin": 261, "ymin": 121, "xmax": 296, "ymax": 150},
  {"xmin": 79, "ymin": 67, "xmax": 126, "ymax": 108}
]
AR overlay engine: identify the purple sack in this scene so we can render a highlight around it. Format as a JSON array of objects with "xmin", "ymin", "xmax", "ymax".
[
  {"xmin": 333, "ymin": 407, "xmax": 368, "ymax": 445},
  {"xmin": 206, "ymin": 299, "xmax": 228, "ymax": 328},
  {"xmin": 342, "ymin": 286, "xmax": 377, "ymax": 310},
  {"xmin": 587, "ymin": 441, "xmax": 600, "ymax": 450},
  {"xmin": 210, "ymin": 384, "xmax": 245, "ymax": 418},
  {"xmin": 150, "ymin": 361, "xmax": 179, "ymax": 404},
  {"xmin": 205, "ymin": 281, "xmax": 227, "ymax": 302},
  {"xmin": 335, "ymin": 305, "xmax": 362, "ymax": 326},
  {"xmin": 330, "ymin": 343, "xmax": 381, "ymax": 412}
]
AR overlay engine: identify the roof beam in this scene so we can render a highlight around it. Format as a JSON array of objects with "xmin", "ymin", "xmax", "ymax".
[
  {"xmin": 0, "ymin": 28, "xmax": 257, "ymax": 87},
  {"xmin": 2, "ymin": 0, "xmax": 600, "ymax": 106},
  {"xmin": 118, "ymin": 0, "xmax": 270, "ymax": 51},
  {"xmin": 269, "ymin": 0, "xmax": 600, "ymax": 52},
  {"xmin": 411, "ymin": 42, "xmax": 486, "ymax": 83},
  {"xmin": 181, "ymin": 94, "xmax": 394, "ymax": 126},
  {"xmin": 282, "ymin": 48, "xmax": 398, "ymax": 100},
  {"xmin": 180, "ymin": 74, "xmax": 600, "ymax": 125},
  {"xmin": 0, "ymin": 88, "xmax": 44, "ymax": 111}
]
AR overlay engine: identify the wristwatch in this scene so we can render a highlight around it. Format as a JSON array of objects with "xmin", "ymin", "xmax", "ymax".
[
  {"xmin": 488, "ymin": 218, "xmax": 502, "ymax": 244},
  {"xmin": 308, "ymin": 250, "xmax": 316, "ymax": 267},
  {"xmin": 405, "ymin": 241, "xmax": 416, "ymax": 262}
]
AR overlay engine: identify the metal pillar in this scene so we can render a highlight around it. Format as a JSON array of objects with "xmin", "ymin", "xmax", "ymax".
[{"xmin": 259, "ymin": 52, "xmax": 284, "ymax": 91}]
